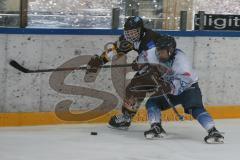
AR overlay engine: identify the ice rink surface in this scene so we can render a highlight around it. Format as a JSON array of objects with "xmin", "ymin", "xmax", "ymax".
[{"xmin": 0, "ymin": 119, "xmax": 239, "ymax": 160}]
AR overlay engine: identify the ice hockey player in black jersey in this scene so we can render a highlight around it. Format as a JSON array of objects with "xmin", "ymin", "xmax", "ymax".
[{"xmin": 84, "ymin": 16, "xmax": 169, "ymax": 129}]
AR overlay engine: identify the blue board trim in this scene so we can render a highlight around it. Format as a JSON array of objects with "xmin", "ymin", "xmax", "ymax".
[{"xmin": 0, "ymin": 28, "xmax": 240, "ymax": 37}]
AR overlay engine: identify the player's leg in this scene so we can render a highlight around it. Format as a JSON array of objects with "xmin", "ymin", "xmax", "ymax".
[
  {"xmin": 181, "ymin": 83, "xmax": 224, "ymax": 143},
  {"xmin": 108, "ymin": 73, "xmax": 147, "ymax": 129},
  {"xmin": 189, "ymin": 107, "xmax": 224, "ymax": 144},
  {"xmin": 108, "ymin": 96, "xmax": 143, "ymax": 129},
  {"xmin": 144, "ymin": 95, "xmax": 171, "ymax": 139}
]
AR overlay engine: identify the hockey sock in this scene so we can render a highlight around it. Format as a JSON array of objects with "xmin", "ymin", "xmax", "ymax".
[
  {"xmin": 190, "ymin": 107, "xmax": 215, "ymax": 131},
  {"xmin": 146, "ymin": 99, "xmax": 161, "ymax": 124}
]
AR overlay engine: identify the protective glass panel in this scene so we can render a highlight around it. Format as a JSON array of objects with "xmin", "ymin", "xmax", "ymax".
[
  {"xmin": 0, "ymin": 0, "xmax": 20, "ymax": 27},
  {"xmin": 28, "ymin": 0, "xmax": 124, "ymax": 28}
]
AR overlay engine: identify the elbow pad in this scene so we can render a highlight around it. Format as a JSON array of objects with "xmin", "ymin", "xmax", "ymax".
[{"xmin": 116, "ymin": 39, "xmax": 134, "ymax": 53}]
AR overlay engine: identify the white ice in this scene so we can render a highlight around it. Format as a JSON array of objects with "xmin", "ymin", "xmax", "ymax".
[{"xmin": 0, "ymin": 119, "xmax": 239, "ymax": 160}]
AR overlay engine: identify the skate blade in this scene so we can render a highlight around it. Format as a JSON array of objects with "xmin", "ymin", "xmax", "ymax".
[
  {"xmin": 145, "ymin": 133, "xmax": 166, "ymax": 140},
  {"xmin": 107, "ymin": 125, "xmax": 129, "ymax": 131},
  {"xmin": 205, "ymin": 137, "xmax": 224, "ymax": 144}
]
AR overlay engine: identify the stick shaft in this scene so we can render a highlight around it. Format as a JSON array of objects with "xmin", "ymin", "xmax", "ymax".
[
  {"xmin": 27, "ymin": 64, "xmax": 132, "ymax": 73},
  {"xmin": 9, "ymin": 60, "xmax": 132, "ymax": 73},
  {"xmin": 151, "ymin": 75, "xmax": 184, "ymax": 121}
]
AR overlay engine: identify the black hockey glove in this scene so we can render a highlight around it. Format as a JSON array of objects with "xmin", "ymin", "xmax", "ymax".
[
  {"xmin": 132, "ymin": 60, "xmax": 140, "ymax": 71},
  {"xmin": 86, "ymin": 55, "xmax": 104, "ymax": 73},
  {"xmin": 132, "ymin": 60, "xmax": 150, "ymax": 73},
  {"xmin": 84, "ymin": 55, "xmax": 104, "ymax": 83}
]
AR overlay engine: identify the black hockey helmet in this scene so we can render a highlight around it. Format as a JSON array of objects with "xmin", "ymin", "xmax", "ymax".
[
  {"xmin": 156, "ymin": 35, "xmax": 176, "ymax": 54},
  {"xmin": 124, "ymin": 16, "xmax": 144, "ymax": 30},
  {"xmin": 123, "ymin": 16, "xmax": 144, "ymax": 43}
]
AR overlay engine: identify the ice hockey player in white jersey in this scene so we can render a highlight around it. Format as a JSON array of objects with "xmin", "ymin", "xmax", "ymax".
[{"xmin": 144, "ymin": 35, "xmax": 224, "ymax": 144}]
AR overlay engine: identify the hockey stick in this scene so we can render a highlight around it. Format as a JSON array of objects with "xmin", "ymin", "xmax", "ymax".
[
  {"xmin": 9, "ymin": 60, "xmax": 132, "ymax": 73},
  {"xmin": 151, "ymin": 75, "xmax": 184, "ymax": 121}
]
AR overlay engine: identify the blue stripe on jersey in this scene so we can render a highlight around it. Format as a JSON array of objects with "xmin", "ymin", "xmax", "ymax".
[{"xmin": 147, "ymin": 41, "xmax": 156, "ymax": 49}]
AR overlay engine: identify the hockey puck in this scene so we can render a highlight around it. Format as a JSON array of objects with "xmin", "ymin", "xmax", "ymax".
[{"xmin": 90, "ymin": 132, "xmax": 98, "ymax": 135}]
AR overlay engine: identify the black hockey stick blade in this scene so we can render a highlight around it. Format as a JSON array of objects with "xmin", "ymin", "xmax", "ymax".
[
  {"xmin": 9, "ymin": 60, "xmax": 31, "ymax": 73},
  {"xmin": 9, "ymin": 60, "xmax": 77, "ymax": 73}
]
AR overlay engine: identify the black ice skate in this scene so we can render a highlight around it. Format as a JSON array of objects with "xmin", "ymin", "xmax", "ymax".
[
  {"xmin": 144, "ymin": 123, "xmax": 166, "ymax": 139},
  {"xmin": 108, "ymin": 114, "xmax": 131, "ymax": 130},
  {"xmin": 204, "ymin": 127, "xmax": 224, "ymax": 144}
]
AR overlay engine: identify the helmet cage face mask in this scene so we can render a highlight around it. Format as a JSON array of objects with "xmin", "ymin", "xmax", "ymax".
[{"xmin": 124, "ymin": 28, "xmax": 141, "ymax": 43}]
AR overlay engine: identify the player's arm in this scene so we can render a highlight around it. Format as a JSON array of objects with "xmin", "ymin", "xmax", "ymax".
[
  {"xmin": 86, "ymin": 36, "xmax": 133, "ymax": 70},
  {"xmin": 100, "ymin": 36, "xmax": 134, "ymax": 63},
  {"xmin": 84, "ymin": 36, "xmax": 133, "ymax": 82},
  {"xmin": 132, "ymin": 47, "xmax": 160, "ymax": 72}
]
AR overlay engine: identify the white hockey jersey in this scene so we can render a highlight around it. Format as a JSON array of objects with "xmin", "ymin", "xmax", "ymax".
[
  {"xmin": 138, "ymin": 48, "xmax": 198, "ymax": 95},
  {"xmin": 161, "ymin": 49, "xmax": 198, "ymax": 95}
]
